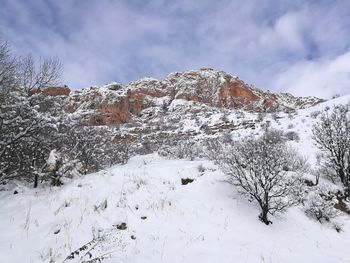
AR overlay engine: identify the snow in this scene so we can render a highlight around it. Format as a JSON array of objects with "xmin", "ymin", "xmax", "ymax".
[
  {"xmin": 266, "ymin": 94, "xmax": 350, "ymax": 166},
  {"xmin": 168, "ymin": 99, "xmax": 195, "ymax": 111},
  {"xmin": 2, "ymin": 94, "xmax": 350, "ymax": 262},
  {"xmin": 47, "ymin": 150, "xmax": 59, "ymax": 166},
  {"xmin": 1, "ymin": 153, "xmax": 350, "ymax": 262}
]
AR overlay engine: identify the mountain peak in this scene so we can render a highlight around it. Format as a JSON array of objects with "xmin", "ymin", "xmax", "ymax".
[
  {"xmin": 48, "ymin": 69, "xmax": 324, "ymax": 125},
  {"xmin": 126, "ymin": 68, "xmax": 322, "ymax": 112}
]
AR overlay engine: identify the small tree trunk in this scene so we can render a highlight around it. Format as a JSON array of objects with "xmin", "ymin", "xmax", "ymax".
[
  {"xmin": 50, "ymin": 171, "xmax": 62, "ymax": 186},
  {"xmin": 34, "ymin": 174, "xmax": 38, "ymax": 188},
  {"xmin": 33, "ymin": 159, "xmax": 38, "ymax": 188},
  {"xmin": 259, "ymin": 203, "xmax": 271, "ymax": 225},
  {"xmin": 315, "ymin": 173, "xmax": 320, "ymax": 186},
  {"xmin": 338, "ymin": 168, "xmax": 346, "ymax": 185},
  {"xmin": 345, "ymin": 186, "xmax": 350, "ymax": 199},
  {"xmin": 259, "ymin": 210, "xmax": 270, "ymax": 225}
]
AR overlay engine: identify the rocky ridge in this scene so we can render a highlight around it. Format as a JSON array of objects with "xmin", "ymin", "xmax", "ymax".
[{"xmin": 36, "ymin": 68, "xmax": 323, "ymax": 126}]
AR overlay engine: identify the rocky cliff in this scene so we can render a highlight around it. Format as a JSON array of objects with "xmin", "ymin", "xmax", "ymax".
[{"xmin": 40, "ymin": 68, "xmax": 324, "ymax": 125}]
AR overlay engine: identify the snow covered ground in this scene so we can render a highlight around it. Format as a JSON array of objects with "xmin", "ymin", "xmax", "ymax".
[
  {"xmin": 1, "ymin": 154, "xmax": 350, "ymax": 263},
  {"xmin": 1, "ymin": 95, "xmax": 350, "ymax": 263}
]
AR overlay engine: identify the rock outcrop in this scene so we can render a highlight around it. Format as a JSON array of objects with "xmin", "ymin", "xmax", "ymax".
[
  {"xmin": 29, "ymin": 86, "xmax": 71, "ymax": 97},
  {"xmin": 62, "ymin": 69, "xmax": 323, "ymax": 125}
]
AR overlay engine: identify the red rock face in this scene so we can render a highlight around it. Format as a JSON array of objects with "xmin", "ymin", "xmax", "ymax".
[
  {"xmin": 57, "ymin": 69, "xmax": 322, "ymax": 126},
  {"xmin": 227, "ymin": 80, "xmax": 258, "ymax": 100},
  {"xmin": 96, "ymin": 100, "xmax": 130, "ymax": 125},
  {"xmin": 164, "ymin": 71, "xmax": 281, "ymax": 112},
  {"xmin": 43, "ymin": 86, "xmax": 71, "ymax": 97},
  {"xmin": 219, "ymin": 79, "xmax": 259, "ymax": 109},
  {"xmin": 29, "ymin": 86, "xmax": 71, "ymax": 97},
  {"xmin": 87, "ymin": 88, "xmax": 169, "ymax": 125}
]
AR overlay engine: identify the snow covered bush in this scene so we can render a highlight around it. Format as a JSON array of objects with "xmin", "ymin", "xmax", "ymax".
[
  {"xmin": 158, "ymin": 139, "xmax": 203, "ymax": 161},
  {"xmin": 284, "ymin": 147, "xmax": 309, "ymax": 173},
  {"xmin": 44, "ymin": 149, "xmax": 83, "ymax": 186},
  {"xmin": 0, "ymin": 41, "xmax": 130, "ymax": 187},
  {"xmin": 312, "ymin": 104, "xmax": 350, "ymax": 197},
  {"xmin": 287, "ymin": 112, "xmax": 295, "ymax": 120},
  {"xmin": 261, "ymin": 128, "xmax": 285, "ymax": 144},
  {"xmin": 0, "ymin": 41, "xmax": 63, "ymax": 187},
  {"xmin": 315, "ymin": 154, "xmax": 338, "ymax": 183},
  {"xmin": 60, "ymin": 125, "xmax": 130, "ymax": 174},
  {"xmin": 303, "ymin": 187, "xmax": 339, "ymax": 223},
  {"xmin": 310, "ymin": 110, "xmax": 321, "ymax": 119},
  {"xmin": 285, "ymin": 131, "xmax": 300, "ymax": 142},
  {"xmin": 256, "ymin": 112, "xmax": 265, "ymax": 122},
  {"xmin": 203, "ymin": 137, "xmax": 230, "ymax": 165},
  {"xmin": 0, "ymin": 90, "xmax": 58, "ymax": 186},
  {"xmin": 219, "ymin": 130, "xmax": 303, "ymax": 225}
]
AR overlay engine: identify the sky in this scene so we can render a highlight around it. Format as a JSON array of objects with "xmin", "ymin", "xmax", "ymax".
[{"xmin": 1, "ymin": 0, "xmax": 350, "ymax": 99}]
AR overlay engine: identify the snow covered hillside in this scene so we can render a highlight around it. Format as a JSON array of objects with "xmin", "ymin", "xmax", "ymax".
[
  {"xmin": 1, "ymin": 95, "xmax": 350, "ymax": 263},
  {"xmin": 1, "ymin": 155, "xmax": 350, "ymax": 263}
]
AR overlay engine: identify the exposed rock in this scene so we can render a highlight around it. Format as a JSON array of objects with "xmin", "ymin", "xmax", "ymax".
[
  {"xmin": 29, "ymin": 85, "xmax": 71, "ymax": 97},
  {"xmin": 41, "ymin": 69, "xmax": 323, "ymax": 125},
  {"xmin": 181, "ymin": 178, "xmax": 194, "ymax": 185},
  {"xmin": 116, "ymin": 222, "xmax": 127, "ymax": 230},
  {"xmin": 94, "ymin": 98, "xmax": 130, "ymax": 125}
]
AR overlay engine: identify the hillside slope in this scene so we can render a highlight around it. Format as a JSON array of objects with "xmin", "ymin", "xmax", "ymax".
[{"xmin": 1, "ymin": 95, "xmax": 350, "ymax": 263}]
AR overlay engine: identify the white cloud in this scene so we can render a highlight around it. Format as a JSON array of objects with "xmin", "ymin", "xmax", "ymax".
[
  {"xmin": 259, "ymin": 11, "xmax": 306, "ymax": 52},
  {"xmin": 1, "ymin": 0, "xmax": 350, "ymax": 97},
  {"xmin": 273, "ymin": 51, "xmax": 350, "ymax": 99}
]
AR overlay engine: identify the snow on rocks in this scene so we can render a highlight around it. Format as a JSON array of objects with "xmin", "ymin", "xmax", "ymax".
[{"xmin": 64, "ymin": 68, "xmax": 324, "ymax": 125}]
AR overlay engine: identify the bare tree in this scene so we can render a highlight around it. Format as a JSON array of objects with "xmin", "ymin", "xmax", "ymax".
[
  {"xmin": 219, "ymin": 131, "xmax": 302, "ymax": 225},
  {"xmin": 0, "ymin": 41, "xmax": 62, "ymax": 93},
  {"xmin": 0, "ymin": 40, "xmax": 63, "ymax": 186},
  {"xmin": 312, "ymin": 104, "xmax": 350, "ymax": 197},
  {"xmin": 0, "ymin": 41, "xmax": 18, "ymax": 92},
  {"xmin": 58, "ymin": 124, "xmax": 130, "ymax": 176},
  {"xmin": 19, "ymin": 54, "xmax": 62, "ymax": 92},
  {"xmin": 0, "ymin": 88, "xmax": 58, "ymax": 184}
]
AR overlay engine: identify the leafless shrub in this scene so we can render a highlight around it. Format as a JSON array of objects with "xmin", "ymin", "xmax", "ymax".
[
  {"xmin": 197, "ymin": 164, "xmax": 206, "ymax": 173},
  {"xmin": 19, "ymin": 55, "xmax": 62, "ymax": 92},
  {"xmin": 158, "ymin": 140, "xmax": 202, "ymax": 161},
  {"xmin": 256, "ymin": 112, "xmax": 265, "ymax": 122},
  {"xmin": 287, "ymin": 112, "xmax": 294, "ymax": 120},
  {"xmin": 285, "ymin": 131, "xmax": 300, "ymax": 142},
  {"xmin": 310, "ymin": 110, "xmax": 321, "ymax": 119},
  {"xmin": 271, "ymin": 113, "xmax": 279, "ymax": 121},
  {"xmin": 0, "ymin": 41, "xmax": 64, "ymax": 186},
  {"xmin": 261, "ymin": 128, "xmax": 285, "ymax": 144},
  {"xmin": 203, "ymin": 137, "xmax": 224, "ymax": 164},
  {"xmin": 304, "ymin": 188, "xmax": 339, "ymax": 223},
  {"xmin": 0, "ymin": 41, "xmax": 18, "ymax": 93},
  {"xmin": 218, "ymin": 130, "xmax": 303, "ymax": 225},
  {"xmin": 312, "ymin": 104, "xmax": 350, "ymax": 196}
]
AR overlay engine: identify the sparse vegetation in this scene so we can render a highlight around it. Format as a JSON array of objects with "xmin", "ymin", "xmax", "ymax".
[
  {"xmin": 303, "ymin": 187, "xmax": 339, "ymax": 223},
  {"xmin": 312, "ymin": 104, "xmax": 350, "ymax": 197},
  {"xmin": 285, "ymin": 131, "xmax": 300, "ymax": 142},
  {"xmin": 218, "ymin": 130, "xmax": 303, "ymax": 225},
  {"xmin": 0, "ymin": 41, "xmax": 130, "ymax": 187},
  {"xmin": 310, "ymin": 110, "xmax": 321, "ymax": 119}
]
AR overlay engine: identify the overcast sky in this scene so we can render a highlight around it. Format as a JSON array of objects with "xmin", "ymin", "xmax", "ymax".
[{"xmin": 1, "ymin": 0, "xmax": 350, "ymax": 98}]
